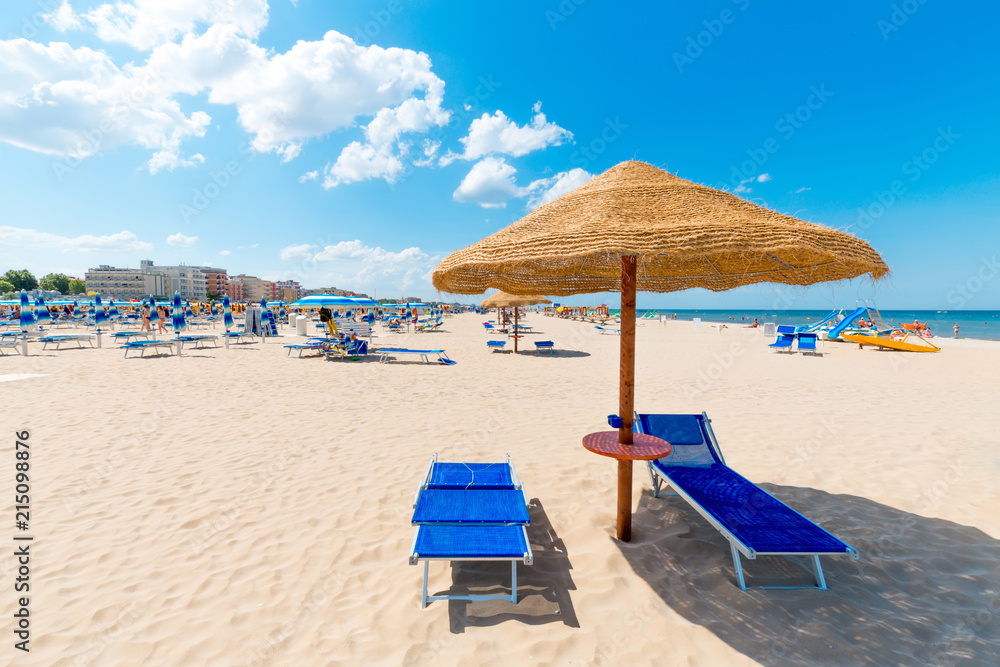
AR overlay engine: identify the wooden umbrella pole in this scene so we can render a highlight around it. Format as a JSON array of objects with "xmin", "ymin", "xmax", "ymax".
[{"xmin": 617, "ymin": 254, "xmax": 637, "ymax": 541}]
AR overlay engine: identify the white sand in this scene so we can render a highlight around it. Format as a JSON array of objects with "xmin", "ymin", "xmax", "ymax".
[{"xmin": 3, "ymin": 313, "xmax": 999, "ymax": 665}]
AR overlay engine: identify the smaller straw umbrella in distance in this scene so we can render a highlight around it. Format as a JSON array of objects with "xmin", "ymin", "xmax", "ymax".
[
  {"xmin": 480, "ymin": 291, "xmax": 552, "ymax": 351},
  {"xmin": 433, "ymin": 160, "xmax": 889, "ymax": 541}
]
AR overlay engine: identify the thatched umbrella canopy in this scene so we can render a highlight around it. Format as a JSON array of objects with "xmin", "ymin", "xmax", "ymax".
[
  {"xmin": 433, "ymin": 160, "xmax": 888, "ymax": 541},
  {"xmin": 480, "ymin": 292, "xmax": 552, "ymax": 351}
]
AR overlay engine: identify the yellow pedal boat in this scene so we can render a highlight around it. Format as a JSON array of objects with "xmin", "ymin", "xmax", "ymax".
[{"xmin": 841, "ymin": 330, "xmax": 940, "ymax": 352}]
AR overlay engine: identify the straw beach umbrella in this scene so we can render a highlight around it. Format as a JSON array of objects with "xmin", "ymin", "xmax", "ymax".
[
  {"xmin": 433, "ymin": 160, "xmax": 888, "ymax": 541},
  {"xmin": 480, "ymin": 292, "xmax": 552, "ymax": 351}
]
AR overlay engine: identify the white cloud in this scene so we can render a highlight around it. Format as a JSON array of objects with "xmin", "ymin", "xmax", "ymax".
[
  {"xmin": 219, "ymin": 250, "xmax": 232, "ymax": 256},
  {"xmin": 793, "ymin": 186, "xmax": 811, "ymax": 194},
  {"xmin": 299, "ymin": 170, "xmax": 319, "ymax": 183},
  {"xmin": 443, "ymin": 104, "xmax": 572, "ymax": 165},
  {"xmin": 7, "ymin": 8, "xmax": 450, "ymax": 177},
  {"xmin": 0, "ymin": 39, "xmax": 211, "ymax": 173},
  {"xmin": 278, "ymin": 239, "xmax": 431, "ymax": 292},
  {"xmin": 453, "ymin": 157, "xmax": 528, "ymax": 208},
  {"xmin": 0, "ymin": 226, "xmax": 152, "ymax": 252},
  {"xmin": 166, "ymin": 232, "xmax": 198, "ymax": 246},
  {"xmin": 527, "ymin": 168, "xmax": 593, "ymax": 208},
  {"xmin": 46, "ymin": 0, "xmax": 269, "ymax": 51},
  {"xmin": 279, "ymin": 243, "xmax": 317, "ymax": 261},
  {"xmin": 756, "ymin": 173, "xmax": 772, "ymax": 183}
]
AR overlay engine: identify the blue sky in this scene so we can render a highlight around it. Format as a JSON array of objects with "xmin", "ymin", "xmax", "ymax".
[{"xmin": 0, "ymin": 0, "xmax": 997, "ymax": 309}]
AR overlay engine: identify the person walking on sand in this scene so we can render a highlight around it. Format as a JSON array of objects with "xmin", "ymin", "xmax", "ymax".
[
  {"xmin": 140, "ymin": 305, "xmax": 151, "ymax": 332},
  {"xmin": 954, "ymin": 323, "xmax": 960, "ymax": 338},
  {"xmin": 156, "ymin": 306, "xmax": 167, "ymax": 333}
]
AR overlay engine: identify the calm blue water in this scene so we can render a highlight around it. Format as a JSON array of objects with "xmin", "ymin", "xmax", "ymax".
[{"xmin": 635, "ymin": 309, "xmax": 1000, "ymax": 341}]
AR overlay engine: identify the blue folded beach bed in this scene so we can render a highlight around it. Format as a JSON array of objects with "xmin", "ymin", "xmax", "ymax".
[
  {"xmin": 534, "ymin": 340, "xmax": 555, "ymax": 354},
  {"xmin": 487, "ymin": 340, "xmax": 506, "ymax": 352},
  {"xmin": 0, "ymin": 336, "xmax": 23, "ymax": 355},
  {"xmin": 595, "ymin": 325, "xmax": 620, "ymax": 335},
  {"xmin": 376, "ymin": 348, "xmax": 454, "ymax": 365},
  {"xmin": 221, "ymin": 331, "xmax": 257, "ymax": 344},
  {"xmin": 178, "ymin": 334, "xmax": 219, "ymax": 349},
  {"xmin": 636, "ymin": 412, "xmax": 858, "ymax": 590},
  {"xmin": 410, "ymin": 453, "xmax": 532, "ymax": 607},
  {"xmin": 285, "ymin": 338, "xmax": 328, "ymax": 357},
  {"xmin": 38, "ymin": 334, "xmax": 95, "ymax": 350}
]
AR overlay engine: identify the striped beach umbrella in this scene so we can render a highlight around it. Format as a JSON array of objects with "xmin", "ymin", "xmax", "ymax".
[
  {"xmin": 108, "ymin": 299, "xmax": 120, "ymax": 319},
  {"xmin": 19, "ymin": 291, "xmax": 36, "ymax": 331},
  {"xmin": 34, "ymin": 297, "xmax": 52, "ymax": 327},
  {"xmin": 223, "ymin": 295, "xmax": 234, "ymax": 330},
  {"xmin": 94, "ymin": 294, "xmax": 108, "ymax": 329},
  {"xmin": 172, "ymin": 293, "xmax": 186, "ymax": 333},
  {"xmin": 148, "ymin": 297, "xmax": 159, "ymax": 324},
  {"xmin": 186, "ymin": 300, "xmax": 194, "ymax": 319}
]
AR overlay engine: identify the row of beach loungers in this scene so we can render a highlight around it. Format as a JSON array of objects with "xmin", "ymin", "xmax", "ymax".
[
  {"xmin": 416, "ymin": 412, "xmax": 858, "ymax": 605},
  {"xmin": 769, "ymin": 325, "xmax": 820, "ymax": 355}
]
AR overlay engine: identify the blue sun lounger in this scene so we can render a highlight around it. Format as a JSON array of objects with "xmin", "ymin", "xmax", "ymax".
[
  {"xmin": 38, "ymin": 334, "xmax": 95, "ymax": 350},
  {"xmin": 487, "ymin": 340, "xmax": 506, "ymax": 352},
  {"xmin": 285, "ymin": 338, "xmax": 329, "ymax": 357},
  {"xmin": 796, "ymin": 332, "xmax": 819, "ymax": 356},
  {"xmin": 377, "ymin": 348, "xmax": 455, "ymax": 365},
  {"xmin": 595, "ymin": 325, "xmax": 620, "ymax": 335},
  {"xmin": 410, "ymin": 454, "xmax": 531, "ymax": 608},
  {"xmin": 534, "ymin": 340, "xmax": 555, "ymax": 354},
  {"xmin": 636, "ymin": 412, "xmax": 858, "ymax": 590},
  {"xmin": 120, "ymin": 340, "xmax": 177, "ymax": 358},
  {"xmin": 769, "ymin": 325, "xmax": 796, "ymax": 353}
]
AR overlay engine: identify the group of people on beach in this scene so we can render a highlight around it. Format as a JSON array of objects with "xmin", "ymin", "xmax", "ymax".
[{"xmin": 138, "ymin": 304, "xmax": 168, "ymax": 334}]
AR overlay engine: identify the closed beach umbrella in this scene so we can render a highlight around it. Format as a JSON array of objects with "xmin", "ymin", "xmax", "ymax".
[
  {"xmin": 223, "ymin": 295, "xmax": 234, "ymax": 330},
  {"xmin": 148, "ymin": 297, "xmax": 159, "ymax": 324},
  {"xmin": 19, "ymin": 291, "xmax": 36, "ymax": 331},
  {"xmin": 186, "ymin": 301, "xmax": 194, "ymax": 319},
  {"xmin": 433, "ymin": 160, "xmax": 888, "ymax": 541},
  {"xmin": 108, "ymin": 299, "xmax": 120, "ymax": 322},
  {"xmin": 34, "ymin": 297, "xmax": 52, "ymax": 328},
  {"xmin": 172, "ymin": 293, "xmax": 186, "ymax": 333},
  {"xmin": 94, "ymin": 293, "xmax": 108, "ymax": 329}
]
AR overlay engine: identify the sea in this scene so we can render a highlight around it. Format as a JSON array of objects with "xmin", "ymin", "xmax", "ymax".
[{"xmin": 633, "ymin": 309, "xmax": 1000, "ymax": 342}]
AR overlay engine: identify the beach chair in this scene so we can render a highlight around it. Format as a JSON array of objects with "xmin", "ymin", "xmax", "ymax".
[
  {"xmin": 595, "ymin": 325, "xmax": 620, "ymax": 335},
  {"xmin": 221, "ymin": 331, "xmax": 258, "ymax": 345},
  {"xmin": 178, "ymin": 334, "xmax": 219, "ymax": 349},
  {"xmin": 487, "ymin": 340, "xmax": 507, "ymax": 352},
  {"xmin": 284, "ymin": 338, "xmax": 329, "ymax": 358},
  {"xmin": 120, "ymin": 340, "xmax": 177, "ymax": 358},
  {"xmin": 0, "ymin": 336, "xmax": 23, "ymax": 355},
  {"xmin": 534, "ymin": 341, "xmax": 556, "ymax": 355},
  {"xmin": 326, "ymin": 338, "xmax": 369, "ymax": 361},
  {"xmin": 635, "ymin": 412, "xmax": 858, "ymax": 590},
  {"xmin": 110, "ymin": 331, "xmax": 152, "ymax": 343},
  {"xmin": 376, "ymin": 348, "xmax": 455, "ymax": 365},
  {"xmin": 768, "ymin": 325, "xmax": 796, "ymax": 353},
  {"xmin": 796, "ymin": 332, "xmax": 820, "ymax": 356},
  {"xmin": 37, "ymin": 334, "xmax": 95, "ymax": 350},
  {"xmin": 410, "ymin": 454, "xmax": 532, "ymax": 607},
  {"xmin": 483, "ymin": 322, "xmax": 506, "ymax": 334}
]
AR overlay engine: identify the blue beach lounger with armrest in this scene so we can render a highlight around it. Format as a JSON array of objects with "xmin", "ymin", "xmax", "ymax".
[
  {"xmin": 410, "ymin": 453, "xmax": 531, "ymax": 607},
  {"xmin": 768, "ymin": 325, "xmax": 797, "ymax": 353},
  {"xmin": 377, "ymin": 348, "xmax": 455, "ymax": 365},
  {"xmin": 534, "ymin": 340, "xmax": 556, "ymax": 354},
  {"xmin": 635, "ymin": 412, "xmax": 858, "ymax": 590}
]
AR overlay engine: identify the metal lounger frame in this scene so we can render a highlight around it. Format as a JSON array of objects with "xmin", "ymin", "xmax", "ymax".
[
  {"xmin": 637, "ymin": 411, "xmax": 859, "ymax": 590},
  {"xmin": 409, "ymin": 525, "xmax": 533, "ymax": 608},
  {"xmin": 412, "ymin": 453, "xmax": 521, "ymax": 507},
  {"xmin": 41, "ymin": 336, "xmax": 94, "ymax": 350},
  {"xmin": 122, "ymin": 341, "xmax": 176, "ymax": 358},
  {"xmin": 377, "ymin": 349, "xmax": 450, "ymax": 364}
]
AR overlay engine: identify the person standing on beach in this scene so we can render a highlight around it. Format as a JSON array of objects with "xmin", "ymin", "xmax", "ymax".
[
  {"xmin": 141, "ymin": 305, "xmax": 151, "ymax": 332},
  {"xmin": 954, "ymin": 323, "xmax": 960, "ymax": 338},
  {"xmin": 156, "ymin": 306, "xmax": 167, "ymax": 333}
]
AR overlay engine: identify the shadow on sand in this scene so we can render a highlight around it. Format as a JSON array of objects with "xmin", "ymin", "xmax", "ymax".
[
  {"xmin": 446, "ymin": 499, "xmax": 579, "ymax": 633},
  {"xmin": 617, "ymin": 486, "xmax": 1000, "ymax": 665}
]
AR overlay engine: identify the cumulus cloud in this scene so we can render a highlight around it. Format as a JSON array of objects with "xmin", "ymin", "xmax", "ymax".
[
  {"xmin": 0, "ymin": 226, "xmax": 152, "ymax": 252},
  {"xmin": 278, "ymin": 239, "xmax": 431, "ymax": 292},
  {"xmin": 299, "ymin": 171, "xmax": 319, "ymax": 183},
  {"xmin": 756, "ymin": 173, "xmax": 772, "ymax": 183},
  {"xmin": 441, "ymin": 103, "xmax": 572, "ymax": 165},
  {"xmin": 45, "ymin": 0, "xmax": 269, "ymax": 51},
  {"xmin": 166, "ymin": 232, "xmax": 198, "ymax": 246},
  {"xmin": 453, "ymin": 157, "xmax": 528, "ymax": 208},
  {"xmin": 527, "ymin": 168, "xmax": 593, "ymax": 208},
  {"xmin": 5, "ymin": 5, "xmax": 450, "ymax": 177}
]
